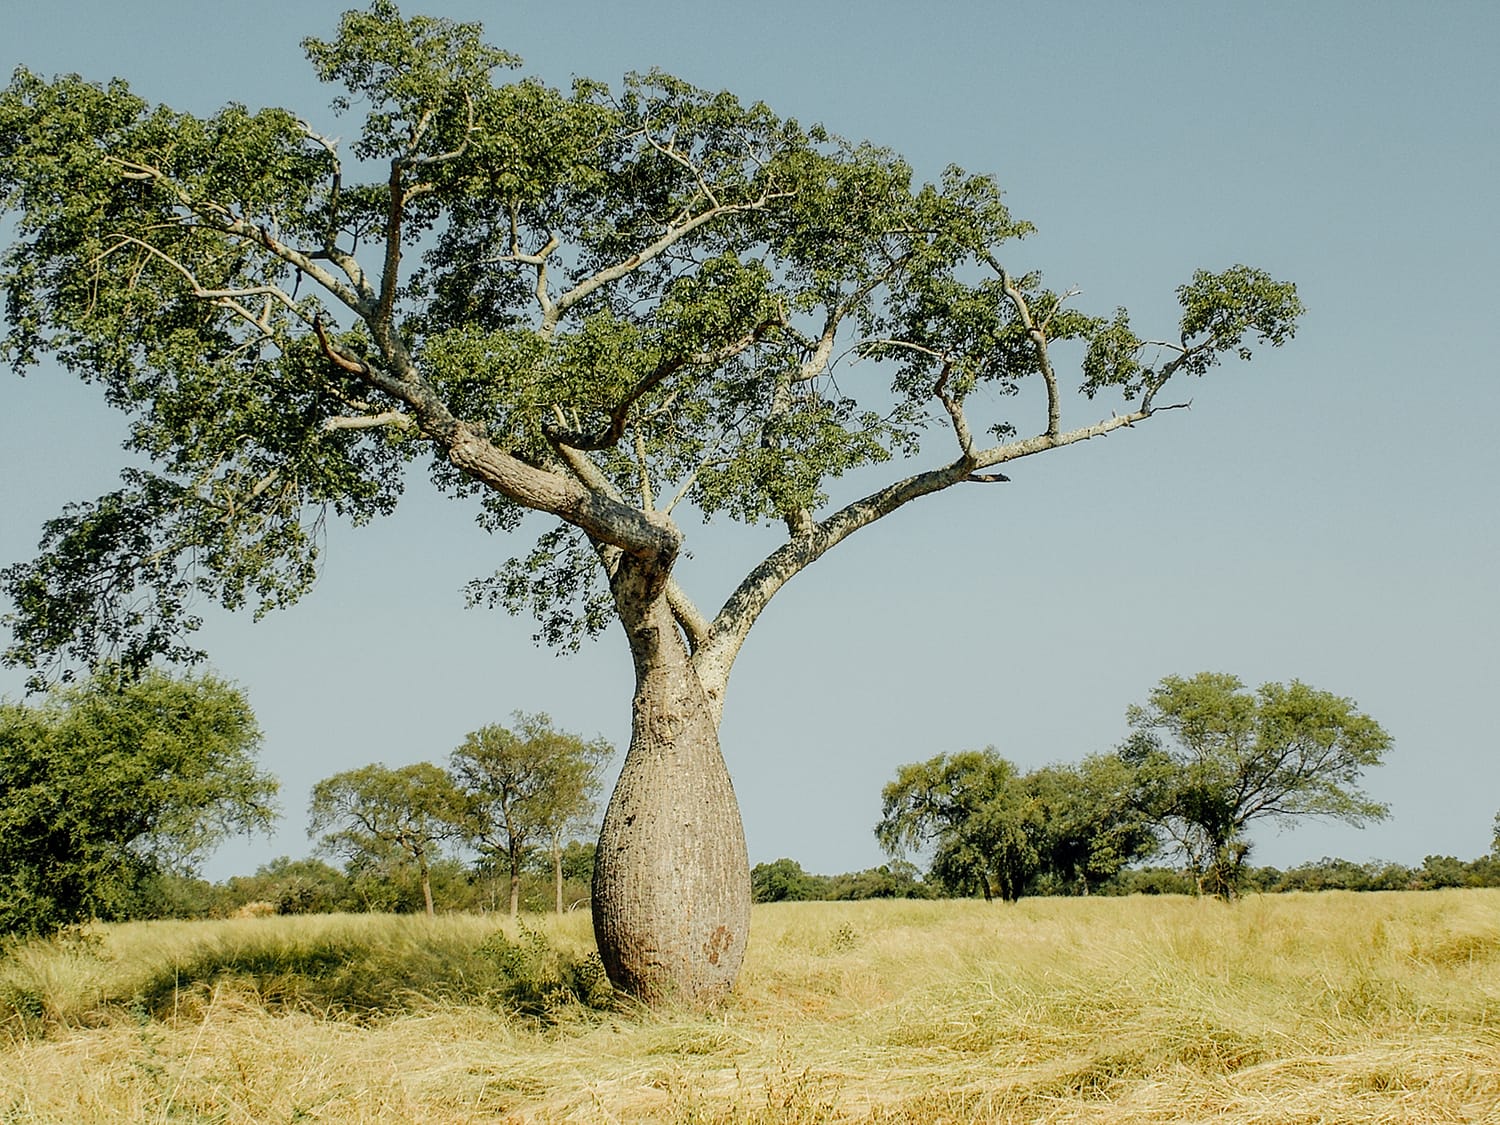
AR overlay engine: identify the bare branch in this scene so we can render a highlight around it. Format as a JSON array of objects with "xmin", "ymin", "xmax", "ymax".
[
  {"xmin": 986, "ymin": 253, "xmax": 1060, "ymax": 437},
  {"xmin": 403, "ymin": 91, "xmax": 476, "ymax": 168},
  {"xmin": 313, "ymin": 316, "xmax": 370, "ymax": 377},
  {"xmin": 105, "ymin": 154, "xmax": 376, "ymax": 316},
  {"xmin": 634, "ymin": 430, "xmax": 655, "ymax": 511},
  {"xmin": 636, "ymin": 125, "xmax": 720, "ymax": 208},
  {"xmin": 544, "ymin": 191, "xmax": 791, "ymax": 333},
  {"xmin": 94, "ymin": 234, "xmax": 307, "ymax": 325},
  {"xmin": 320, "ymin": 411, "xmax": 413, "ymax": 433}
]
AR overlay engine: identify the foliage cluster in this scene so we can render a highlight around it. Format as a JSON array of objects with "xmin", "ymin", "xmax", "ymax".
[
  {"xmin": 750, "ymin": 859, "xmax": 934, "ymax": 903},
  {"xmin": 877, "ymin": 749, "xmax": 1155, "ymax": 902},
  {"xmin": 308, "ymin": 710, "xmax": 610, "ymax": 917},
  {"xmin": 877, "ymin": 672, "xmax": 1394, "ymax": 901},
  {"xmin": 0, "ymin": 670, "xmax": 277, "ymax": 938}
]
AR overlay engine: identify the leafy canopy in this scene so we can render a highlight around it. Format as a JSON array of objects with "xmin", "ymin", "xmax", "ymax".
[
  {"xmin": 449, "ymin": 711, "xmax": 612, "ymax": 857},
  {"xmin": 0, "ymin": 3, "xmax": 1303, "ymax": 682},
  {"xmin": 876, "ymin": 748, "xmax": 1157, "ymax": 901},
  {"xmin": 0, "ymin": 669, "xmax": 276, "ymax": 936},
  {"xmin": 308, "ymin": 760, "xmax": 465, "ymax": 869},
  {"xmin": 1122, "ymin": 671, "xmax": 1392, "ymax": 897}
]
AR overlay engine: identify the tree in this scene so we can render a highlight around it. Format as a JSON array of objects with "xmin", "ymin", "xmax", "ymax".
[
  {"xmin": 877, "ymin": 749, "xmax": 1043, "ymax": 902},
  {"xmin": 1122, "ymin": 672, "xmax": 1392, "ymax": 899},
  {"xmin": 750, "ymin": 857, "xmax": 824, "ymax": 903},
  {"xmin": 308, "ymin": 761, "xmax": 465, "ymax": 915},
  {"xmin": 449, "ymin": 712, "xmax": 611, "ymax": 917},
  {"xmin": 1024, "ymin": 755, "xmax": 1158, "ymax": 895},
  {"xmin": 0, "ymin": 6, "xmax": 1302, "ymax": 1003},
  {"xmin": 0, "ymin": 669, "xmax": 276, "ymax": 937}
]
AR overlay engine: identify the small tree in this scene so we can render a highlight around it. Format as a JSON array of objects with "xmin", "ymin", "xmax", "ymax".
[
  {"xmin": 1122, "ymin": 672, "xmax": 1392, "ymax": 899},
  {"xmin": 1025, "ymin": 755, "xmax": 1158, "ymax": 895},
  {"xmin": 750, "ymin": 858, "xmax": 824, "ymax": 903},
  {"xmin": 877, "ymin": 749, "xmax": 1042, "ymax": 902},
  {"xmin": 450, "ymin": 712, "xmax": 611, "ymax": 916},
  {"xmin": 0, "ymin": 668, "xmax": 277, "ymax": 937},
  {"xmin": 308, "ymin": 761, "xmax": 465, "ymax": 915}
]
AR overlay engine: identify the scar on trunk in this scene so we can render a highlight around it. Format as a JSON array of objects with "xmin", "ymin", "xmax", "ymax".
[{"xmin": 703, "ymin": 924, "xmax": 734, "ymax": 966}]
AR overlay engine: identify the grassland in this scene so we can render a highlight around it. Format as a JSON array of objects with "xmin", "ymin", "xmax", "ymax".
[{"xmin": 3, "ymin": 890, "xmax": 1499, "ymax": 1123}]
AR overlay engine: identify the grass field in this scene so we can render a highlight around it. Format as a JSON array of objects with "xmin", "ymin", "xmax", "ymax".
[{"xmin": 3, "ymin": 890, "xmax": 1499, "ymax": 1123}]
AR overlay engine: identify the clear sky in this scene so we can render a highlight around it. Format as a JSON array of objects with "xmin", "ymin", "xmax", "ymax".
[{"xmin": 3, "ymin": 1, "xmax": 1497, "ymax": 882}]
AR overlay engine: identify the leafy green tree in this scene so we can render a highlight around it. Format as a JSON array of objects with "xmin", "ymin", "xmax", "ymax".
[
  {"xmin": 227, "ymin": 856, "xmax": 358, "ymax": 915},
  {"xmin": 823, "ymin": 862, "xmax": 933, "ymax": 901},
  {"xmin": 1122, "ymin": 672, "xmax": 1392, "ymax": 899},
  {"xmin": 449, "ymin": 712, "xmax": 611, "ymax": 917},
  {"xmin": 750, "ymin": 858, "xmax": 825, "ymax": 903},
  {"xmin": 0, "ymin": 669, "xmax": 276, "ymax": 937},
  {"xmin": 308, "ymin": 761, "xmax": 465, "ymax": 915},
  {"xmin": 0, "ymin": 6, "xmax": 1302, "ymax": 1003},
  {"xmin": 1023, "ymin": 754, "xmax": 1158, "ymax": 895},
  {"xmin": 877, "ymin": 749, "xmax": 1043, "ymax": 902}
]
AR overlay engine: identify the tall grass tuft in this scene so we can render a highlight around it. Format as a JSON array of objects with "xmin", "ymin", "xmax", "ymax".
[{"xmin": 1, "ymin": 911, "xmax": 610, "ymax": 1032}]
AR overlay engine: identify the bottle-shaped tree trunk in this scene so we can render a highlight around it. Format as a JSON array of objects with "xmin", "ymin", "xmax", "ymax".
[{"xmin": 593, "ymin": 585, "xmax": 750, "ymax": 1007}]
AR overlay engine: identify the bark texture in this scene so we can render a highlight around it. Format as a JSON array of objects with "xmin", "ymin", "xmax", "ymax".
[{"xmin": 593, "ymin": 585, "xmax": 750, "ymax": 1007}]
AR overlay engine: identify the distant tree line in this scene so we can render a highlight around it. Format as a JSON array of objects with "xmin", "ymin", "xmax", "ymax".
[
  {"xmin": 141, "ymin": 841, "xmax": 604, "ymax": 920},
  {"xmin": 0, "ymin": 676, "xmax": 611, "ymax": 935},
  {"xmin": 306, "ymin": 712, "xmax": 612, "ymax": 918},
  {"xmin": 874, "ymin": 673, "xmax": 1406, "ymax": 902},
  {"xmin": 6, "ymin": 668, "xmax": 1494, "ymax": 939},
  {"xmin": 134, "ymin": 836, "xmax": 1500, "ymax": 920}
]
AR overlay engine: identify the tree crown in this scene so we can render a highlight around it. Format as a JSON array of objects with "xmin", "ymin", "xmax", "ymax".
[{"xmin": 0, "ymin": 3, "xmax": 1302, "ymax": 686}]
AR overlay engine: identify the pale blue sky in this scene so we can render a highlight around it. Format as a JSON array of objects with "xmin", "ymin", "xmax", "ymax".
[{"xmin": 3, "ymin": 2, "xmax": 1497, "ymax": 881}]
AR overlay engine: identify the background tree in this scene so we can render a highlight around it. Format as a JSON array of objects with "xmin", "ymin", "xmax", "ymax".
[
  {"xmin": 450, "ymin": 712, "xmax": 611, "ymax": 917},
  {"xmin": 0, "ymin": 5, "xmax": 1301, "ymax": 1003},
  {"xmin": 525, "ymin": 839, "xmax": 598, "ymax": 912},
  {"xmin": 0, "ymin": 669, "xmax": 276, "ymax": 937},
  {"xmin": 229, "ymin": 856, "xmax": 358, "ymax": 915},
  {"xmin": 877, "ymin": 749, "xmax": 1043, "ymax": 902},
  {"xmin": 750, "ymin": 858, "xmax": 825, "ymax": 903},
  {"xmin": 1121, "ymin": 672, "xmax": 1392, "ymax": 899},
  {"xmin": 1025, "ymin": 755, "xmax": 1158, "ymax": 895},
  {"xmin": 308, "ymin": 761, "xmax": 465, "ymax": 916}
]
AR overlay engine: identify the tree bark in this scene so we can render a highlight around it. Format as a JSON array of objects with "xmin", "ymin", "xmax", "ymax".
[
  {"xmin": 593, "ymin": 575, "xmax": 750, "ymax": 1008},
  {"xmin": 418, "ymin": 852, "xmax": 435, "ymax": 917},
  {"xmin": 552, "ymin": 831, "xmax": 564, "ymax": 914},
  {"xmin": 508, "ymin": 843, "xmax": 522, "ymax": 919}
]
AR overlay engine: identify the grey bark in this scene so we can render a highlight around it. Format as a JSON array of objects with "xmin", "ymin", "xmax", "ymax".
[{"xmin": 592, "ymin": 562, "xmax": 749, "ymax": 1007}]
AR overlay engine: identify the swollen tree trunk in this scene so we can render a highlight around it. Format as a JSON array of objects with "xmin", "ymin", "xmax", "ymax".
[{"xmin": 593, "ymin": 579, "xmax": 750, "ymax": 1008}]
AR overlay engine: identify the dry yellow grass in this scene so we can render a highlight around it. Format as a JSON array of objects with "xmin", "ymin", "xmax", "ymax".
[{"xmin": 3, "ymin": 890, "xmax": 1499, "ymax": 1122}]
